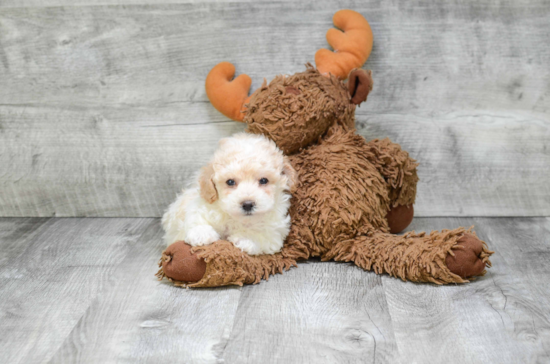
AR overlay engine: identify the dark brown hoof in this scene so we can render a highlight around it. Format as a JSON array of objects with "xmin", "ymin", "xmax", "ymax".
[
  {"xmin": 386, "ymin": 204, "xmax": 414, "ymax": 234},
  {"xmin": 446, "ymin": 233, "xmax": 488, "ymax": 278},
  {"xmin": 161, "ymin": 241, "xmax": 207, "ymax": 283}
]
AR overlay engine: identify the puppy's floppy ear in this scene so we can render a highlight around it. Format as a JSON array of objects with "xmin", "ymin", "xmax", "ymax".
[
  {"xmin": 282, "ymin": 156, "xmax": 297, "ymax": 193},
  {"xmin": 199, "ymin": 163, "xmax": 218, "ymax": 204}
]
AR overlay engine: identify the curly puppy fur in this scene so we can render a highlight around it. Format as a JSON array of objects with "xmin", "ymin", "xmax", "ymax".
[{"xmin": 162, "ymin": 133, "xmax": 295, "ymax": 255}]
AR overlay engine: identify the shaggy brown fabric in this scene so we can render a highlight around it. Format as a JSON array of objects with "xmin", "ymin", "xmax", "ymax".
[
  {"xmin": 288, "ymin": 128, "xmax": 392, "ymax": 256},
  {"xmin": 188, "ymin": 239, "xmax": 305, "ymax": 287},
  {"xmin": 386, "ymin": 204, "xmax": 414, "ymax": 234},
  {"xmin": 363, "ymin": 138, "xmax": 419, "ymax": 207},
  {"xmin": 158, "ymin": 229, "xmax": 493, "ymax": 287},
  {"xmin": 246, "ymin": 65, "xmax": 355, "ymax": 155},
  {"xmin": 157, "ymin": 64, "xmax": 494, "ymax": 288},
  {"xmin": 324, "ymin": 228, "xmax": 492, "ymax": 284}
]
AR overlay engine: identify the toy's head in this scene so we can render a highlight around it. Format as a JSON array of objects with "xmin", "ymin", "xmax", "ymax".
[{"xmin": 206, "ymin": 10, "xmax": 374, "ymax": 154}]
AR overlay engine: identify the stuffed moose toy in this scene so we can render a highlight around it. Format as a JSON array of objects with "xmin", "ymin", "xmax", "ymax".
[{"xmin": 157, "ymin": 9, "xmax": 493, "ymax": 287}]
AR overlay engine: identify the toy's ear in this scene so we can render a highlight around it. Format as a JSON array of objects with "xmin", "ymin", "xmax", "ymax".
[
  {"xmin": 347, "ymin": 68, "xmax": 373, "ymax": 105},
  {"xmin": 282, "ymin": 157, "xmax": 297, "ymax": 193},
  {"xmin": 199, "ymin": 163, "xmax": 218, "ymax": 204}
]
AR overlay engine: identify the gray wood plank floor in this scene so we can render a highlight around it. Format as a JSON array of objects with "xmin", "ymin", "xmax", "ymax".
[
  {"xmin": 1, "ymin": 1, "xmax": 549, "ymax": 217},
  {"xmin": 1, "ymin": 217, "xmax": 549, "ymax": 363}
]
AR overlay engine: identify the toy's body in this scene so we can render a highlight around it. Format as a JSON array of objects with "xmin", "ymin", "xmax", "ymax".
[{"xmin": 157, "ymin": 10, "xmax": 493, "ymax": 287}]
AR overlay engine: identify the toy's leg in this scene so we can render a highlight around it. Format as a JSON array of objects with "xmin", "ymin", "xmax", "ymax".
[
  {"xmin": 323, "ymin": 228, "xmax": 493, "ymax": 284},
  {"xmin": 362, "ymin": 138, "xmax": 419, "ymax": 232},
  {"xmin": 157, "ymin": 240, "xmax": 300, "ymax": 287},
  {"xmin": 157, "ymin": 226, "xmax": 310, "ymax": 287},
  {"xmin": 363, "ymin": 138, "xmax": 419, "ymax": 207}
]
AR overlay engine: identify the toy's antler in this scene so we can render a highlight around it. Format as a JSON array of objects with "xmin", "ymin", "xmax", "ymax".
[
  {"xmin": 205, "ymin": 62, "xmax": 252, "ymax": 122},
  {"xmin": 315, "ymin": 10, "xmax": 373, "ymax": 80}
]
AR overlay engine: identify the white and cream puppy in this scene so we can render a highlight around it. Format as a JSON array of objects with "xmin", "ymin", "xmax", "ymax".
[{"xmin": 162, "ymin": 133, "xmax": 296, "ymax": 255}]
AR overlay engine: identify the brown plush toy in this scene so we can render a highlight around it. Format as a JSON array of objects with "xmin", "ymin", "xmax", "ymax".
[{"xmin": 157, "ymin": 10, "xmax": 493, "ymax": 288}]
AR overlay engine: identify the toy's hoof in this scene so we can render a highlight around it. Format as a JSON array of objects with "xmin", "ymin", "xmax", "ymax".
[
  {"xmin": 446, "ymin": 233, "xmax": 488, "ymax": 278},
  {"xmin": 386, "ymin": 204, "xmax": 414, "ymax": 234},
  {"xmin": 162, "ymin": 241, "xmax": 206, "ymax": 283}
]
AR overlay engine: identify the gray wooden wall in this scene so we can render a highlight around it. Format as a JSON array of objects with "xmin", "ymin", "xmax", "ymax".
[{"xmin": 1, "ymin": 0, "xmax": 549, "ymax": 217}]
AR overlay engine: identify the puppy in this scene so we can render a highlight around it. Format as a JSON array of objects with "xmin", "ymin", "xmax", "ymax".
[{"xmin": 162, "ymin": 133, "xmax": 296, "ymax": 255}]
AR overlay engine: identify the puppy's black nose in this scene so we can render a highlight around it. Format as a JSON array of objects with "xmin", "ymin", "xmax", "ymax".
[{"xmin": 241, "ymin": 201, "xmax": 255, "ymax": 212}]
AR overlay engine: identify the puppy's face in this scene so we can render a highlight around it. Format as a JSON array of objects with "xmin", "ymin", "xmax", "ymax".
[
  {"xmin": 216, "ymin": 163, "xmax": 280, "ymax": 217},
  {"xmin": 199, "ymin": 134, "xmax": 296, "ymax": 218}
]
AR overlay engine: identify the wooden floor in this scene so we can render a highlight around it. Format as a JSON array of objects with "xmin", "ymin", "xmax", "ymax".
[
  {"xmin": 0, "ymin": 217, "xmax": 548, "ymax": 363},
  {"xmin": 1, "ymin": 0, "xmax": 549, "ymax": 363}
]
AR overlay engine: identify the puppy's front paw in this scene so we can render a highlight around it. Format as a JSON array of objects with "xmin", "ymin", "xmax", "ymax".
[
  {"xmin": 228, "ymin": 236, "xmax": 261, "ymax": 255},
  {"xmin": 186, "ymin": 225, "xmax": 220, "ymax": 247}
]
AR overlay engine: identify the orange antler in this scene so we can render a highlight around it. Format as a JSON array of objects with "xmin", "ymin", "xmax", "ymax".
[
  {"xmin": 315, "ymin": 10, "xmax": 373, "ymax": 80},
  {"xmin": 205, "ymin": 62, "xmax": 252, "ymax": 122}
]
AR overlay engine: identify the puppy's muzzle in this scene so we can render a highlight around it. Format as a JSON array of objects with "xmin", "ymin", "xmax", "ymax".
[{"xmin": 241, "ymin": 200, "xmax": 255, "ymax": 213}]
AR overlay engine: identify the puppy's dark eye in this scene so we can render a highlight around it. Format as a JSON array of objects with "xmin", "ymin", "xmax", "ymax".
[
  {"xmin": 259, "ymin": 178, "xmax": 269, "ymax": 185},
  {"xmin": 226, "ymin": 179, "xmax": 236, "ymax": 186}
]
